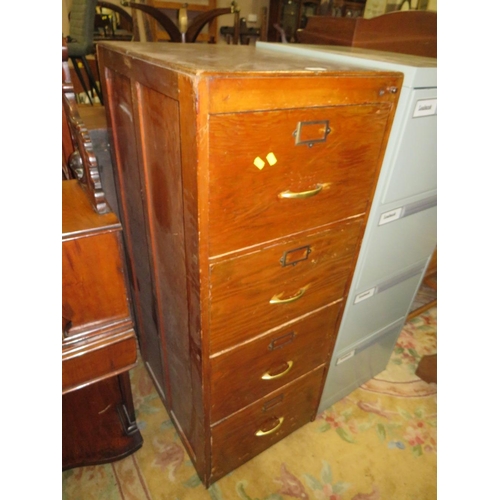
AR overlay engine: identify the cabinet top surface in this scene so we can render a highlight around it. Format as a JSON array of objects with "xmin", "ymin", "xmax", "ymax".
[
  {"xmin": 62, "ymin": 180, "xmax": 120, "ymax": 239},
  {"xmin": 256, "ymin": 42, "xmax": 437, "ymax": 88},
  {"xmin": 97, "ymin": 42, "xmax": 402, "ymax": 78}
]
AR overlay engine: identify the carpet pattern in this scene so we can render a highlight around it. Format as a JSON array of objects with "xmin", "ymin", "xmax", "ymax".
[{"xmin": 62, "ymin": 307, "xmax": 437, "ymax": 500}]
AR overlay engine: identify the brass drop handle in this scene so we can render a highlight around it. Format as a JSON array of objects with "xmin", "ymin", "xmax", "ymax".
[
  {"xmin": 261, "ymin": 361, "xmax": 294, "ymax": 380},
  {"xmin": 255, "ymin": 417, "xmax": 284, "ymax": 437},
  {"xmin": 279, "ymin": 184, "xmax": 323, "ymax": 199},
  {"xmin": 270, "ymin": 288, "xmax": 306, "ymax": 304}
]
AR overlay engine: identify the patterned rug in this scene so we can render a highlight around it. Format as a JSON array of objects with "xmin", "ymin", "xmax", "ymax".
[{"xmin": 62, "ymin": 307, "xmax": 437, "ymax": 500}]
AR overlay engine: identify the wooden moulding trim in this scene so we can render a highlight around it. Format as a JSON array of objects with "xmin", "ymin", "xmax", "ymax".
[
  {"xmin": 62, "ymin": 360, "xmax": 138, "ymax": 395},
  {"xmin": 62, "ymin": 225, "xmax": 122, "ymax": 241},
  {"xmin": 62, "ymin": 324, "xmax": 137, "ymax": 359},
  {"xmin": 63, "ymin": 317, "xmax": 135, "ymax": 345}
]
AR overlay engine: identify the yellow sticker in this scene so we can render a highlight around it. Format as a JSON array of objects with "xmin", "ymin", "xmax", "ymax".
[
  {"xmin": 266, "ymin": 152, "xmax": 277, "ymax": 166},
  {"xmin": 253, "ymin": 156, "xmax": 266, "ymax": 170}
]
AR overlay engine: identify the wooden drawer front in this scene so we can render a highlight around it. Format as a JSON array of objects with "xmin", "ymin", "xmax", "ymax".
[
  {"xmin": 208, "ymin": 104, "xmax": 391, "ymax": 256},
  {"xmin": 62, "ymin": 331, "xmax": 137, "ymax": 394},
  {"xmin": 210, "ymin": 367, "xmax": 324, "ymax": 483},
  {"xmin": 63, "ymin": 232, "xmax": 130, "ymax": 337},
  {"xmin": 210, "ymin": 303, "xmax": 341, "ymax": 423},
  {"xmin": 209, "ymin": 219, "xmax": 362, "ymax": 353}
]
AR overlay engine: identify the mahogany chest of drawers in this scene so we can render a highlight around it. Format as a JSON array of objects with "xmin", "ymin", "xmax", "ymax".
[
  {"xmin": 62, "ymin": 179, "xmax": 142, "ymax": 468},
  {"xmin": 97, "ymin": 43, "xmax": 402, "ymax": 486}
]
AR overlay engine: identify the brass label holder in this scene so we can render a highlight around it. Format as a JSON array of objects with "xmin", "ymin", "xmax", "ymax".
[
  {"xmin": 280, "ymin": 245, "xmax": 311, "ymax": 267},
  {"xmin": 293, "ymin": 120, "xmax": 331, "ymax": 147}
]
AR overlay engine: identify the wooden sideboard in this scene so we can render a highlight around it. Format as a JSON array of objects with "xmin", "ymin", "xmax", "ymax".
[
  {"xmin": 98, "ymin": 42, "xmax": 402, "ymax": 486},
  {"xmin": 62, "ymin": 179, "xmax": 143, "ymax": 469}
]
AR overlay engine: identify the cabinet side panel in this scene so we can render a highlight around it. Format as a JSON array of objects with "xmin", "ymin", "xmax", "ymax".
[
  {"xmin": 102, "ymin": 67, "xmax": 166, "ymax": 400},
  {"xmin": 177, "ymin": 74, "xmax": 207, "ymax": 481},
  {"xmin": 136, "ymin": 85, "xmax": 201, "ymax": 463}
]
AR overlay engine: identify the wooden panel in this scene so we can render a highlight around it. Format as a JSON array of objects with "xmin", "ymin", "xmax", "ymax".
[
  {"xmin": 209, "ymin": 219, "xmax": 362, "ymax": 352},
  {"xmin": 352, "ymin": 11, "xmax": 437, "ymax": 58},
  {"xmin": 62, "ymin": 180, "xmax": 139, "ymax": 394},
  {"xmin": 210, "ymin": 367, "xmax": 324, "ymax": 482},
  {"xmin": 63, "ymin": 374, "xmax": 143, "ymax": 469},
  {"xmin": 62, "ymin": 332, "xmax": 137, "ymax": 393},
  {"xmin": 137, "ymin": 83, "xmax": 196, "ymax": 447},
  {"xmin": 297, "ymin": 11, "xmax": 437, "ymax": 59},
  {"xmin": 62, "ymin": 231, "xmax": 130, "ymax": 335},
  {"xmin": 209, "ymin": 303, "xmax": 341, "ymax": 422},
  {"xmin": 101, "ymin": 67, "xmax": 167, "ymax": 401},
  {"xmin": 296, "ymin": 16, "xmax": 357, "ymax": 46},
  {"xmin": 62, "ymin": 180, "xmax": 120, "ymax": 237},
  {"xmin": 208, "ymin": 75, "xmax": 401, "ymax": 114},
  {"xmin": 208, "ymin": 105, "xmax": 391, "ymax": 256}
]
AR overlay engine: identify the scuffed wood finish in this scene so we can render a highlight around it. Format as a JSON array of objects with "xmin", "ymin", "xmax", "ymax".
[{"xmin": 98, "ymin": 42, "xmax": 402, "ymax": 486}]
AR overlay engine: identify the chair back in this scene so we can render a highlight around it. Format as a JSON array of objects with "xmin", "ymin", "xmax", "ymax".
[{"xmin": 69, "ymin": 0, "xmax": 98, "ymax": 56}]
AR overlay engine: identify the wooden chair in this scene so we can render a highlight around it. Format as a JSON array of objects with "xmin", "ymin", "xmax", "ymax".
[
  {"xmin": 95, "ymin": 1, "xmax": 134, "ymax": 40},
  {"xmin": 121, "ymin": 0, "xmax": 240, "ymax": 43},
  {"xmin": 66, "ymin": 0, "xmax": 103, "ymax": 104}
]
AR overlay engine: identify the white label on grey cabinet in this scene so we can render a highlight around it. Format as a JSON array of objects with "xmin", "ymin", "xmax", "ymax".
[
  {"xmin": 413, "ymin": 98, "xmax": 437, "ymax": 118},
  {"xmin": 379, "ymin": 207, "xmax": 403, "ymax": 225},
  {"xmin": 354, "ymin": 287, "xmax": 376, "ymax": 304},
  {"xmin": 337, "ymin": 349, "xmax": 355, "ymax": 365}
]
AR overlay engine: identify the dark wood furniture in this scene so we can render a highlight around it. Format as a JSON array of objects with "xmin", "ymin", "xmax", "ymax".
[
  {"xmin": 62, "ymin": 180, "xmax": 143, "ymax": 469},
  {"xmin": 98, "ymin": 42, "xmax": 402, "ymax": 486},
  {"xmin": 62, "ymin": 69, "xmax": 142, "ymax": 468},
  {"xmin": 297, "ymin": 10, "xmax": 437, "ymax": 58}
]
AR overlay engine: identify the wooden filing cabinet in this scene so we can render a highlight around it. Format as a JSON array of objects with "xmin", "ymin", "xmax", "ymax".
[{"xmin": 97, "ymin": 43, "xmax": 402, "ymax": 486}]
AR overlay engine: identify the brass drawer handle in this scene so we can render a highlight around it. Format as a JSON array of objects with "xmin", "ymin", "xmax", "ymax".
[
  {"xmin": 255, "ymin": 417, "xmax": 284, "ymax": 437},
  {"xmin": 261, "ymin": 361, "xmax": 294, "ymax": 380},
  {"xmin": 270, "ymin": 288, "xmax": 306, "ymax": 304},
  {"xmin": 279, "ymin": 184, "xmax": 323, "ymax": 199}
]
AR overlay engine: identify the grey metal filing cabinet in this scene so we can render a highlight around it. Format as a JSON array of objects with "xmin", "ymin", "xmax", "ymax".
[{"xmin": 257, "ymin": 43, "xmax": 437, "ymax": 411}]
